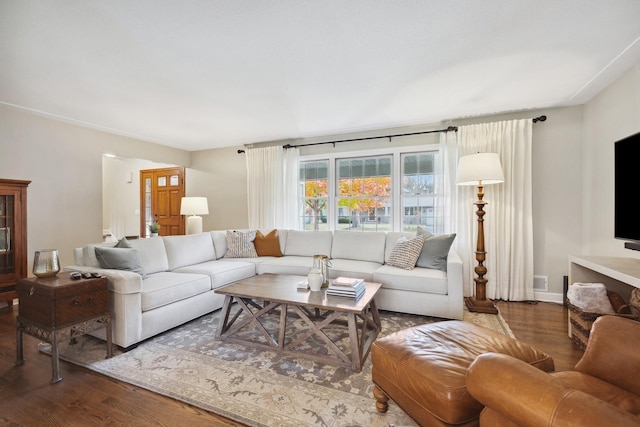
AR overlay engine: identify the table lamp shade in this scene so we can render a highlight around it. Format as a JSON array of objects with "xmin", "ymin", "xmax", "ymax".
[
  {"xmin": 180, "ymin": 197, "xmax": 209, "ymax": 235},
  {"xmin": 180, "ymin": 197, "xmax": 209, "ymax": 216},
  {"xmin": 456, "ymin": 152, "xmax": 504, "ymax": 186}
]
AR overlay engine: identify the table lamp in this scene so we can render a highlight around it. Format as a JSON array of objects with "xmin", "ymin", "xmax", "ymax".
[
  {"xmin": 180, "ymin": 197, "xmax": 209, "ymax": 235},
  {"xmin": 456, "ymin": 152, "xmax": 504, "ymax": 314}
]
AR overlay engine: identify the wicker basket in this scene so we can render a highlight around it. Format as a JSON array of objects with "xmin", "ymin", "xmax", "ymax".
[{"xmin": 567, "ymin": 290, "xmax": 638, "ymax": 350}]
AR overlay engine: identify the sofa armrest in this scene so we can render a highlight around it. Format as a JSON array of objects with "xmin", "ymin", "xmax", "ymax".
[
  {"xmin": 64, "ymin": 265, "xmax": 143, "ymax": 294},
  {"xmin": 574, "ymin": 315, "xmax": 640, "ymax": 395},
  {"xmin": 467, "ymin": 352, "xmax": 639, "ymax": 427},
  {"xmin": 446, "ymin": 249, "xmax": 464, "ymax": 317}
]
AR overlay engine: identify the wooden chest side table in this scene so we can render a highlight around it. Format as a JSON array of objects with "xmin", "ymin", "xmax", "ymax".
[{"xmin": 15, "ymin": 272, "xmax": 112, "ymax": 384}]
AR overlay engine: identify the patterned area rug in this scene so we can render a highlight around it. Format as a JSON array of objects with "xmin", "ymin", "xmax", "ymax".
[{"xmin": 47, "ymin": 307, "xmax": 513, "ymax": 427}]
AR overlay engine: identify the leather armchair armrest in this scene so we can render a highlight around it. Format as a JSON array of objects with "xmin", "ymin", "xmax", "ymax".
[
  {"xmin": 574, "ymin": 315, "xmax": 640, "ymax": 395},
  {"xmin": 467, "ymin": 352, "xmax": 639, "ymax": 427}
]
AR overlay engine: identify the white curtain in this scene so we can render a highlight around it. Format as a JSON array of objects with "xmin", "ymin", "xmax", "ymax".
[
  {"xmin": 447, "ymin": 119, "xmax": 534, "ymax": 301},
  {"xmin": 245, "ymin": 146, "xmax": 300, "ymax": 230}
]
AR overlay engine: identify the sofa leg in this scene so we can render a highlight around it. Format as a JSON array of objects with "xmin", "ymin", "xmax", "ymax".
[{"xmin": 373, "ymin": 384, "xmax": 389, "ymax": 413}]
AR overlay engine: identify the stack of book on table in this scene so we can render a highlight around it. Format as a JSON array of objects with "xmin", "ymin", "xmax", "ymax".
[{"xmin": 327, "ymin": 277, "xmax": 366, "ymax": 300}]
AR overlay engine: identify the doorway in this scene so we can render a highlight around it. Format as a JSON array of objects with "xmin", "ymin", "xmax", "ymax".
[{"xmin": 140, "ymin": 167, "xmax": 185, "ymax": 237}]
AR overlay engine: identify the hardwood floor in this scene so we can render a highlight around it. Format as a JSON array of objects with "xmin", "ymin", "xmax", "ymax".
[{"xmin": 0, "ymin": 300, "xmax": 584, "ymax": 426}]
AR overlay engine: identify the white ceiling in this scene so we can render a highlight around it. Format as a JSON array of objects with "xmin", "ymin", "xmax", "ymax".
[{"xmin": 2, "ymin": 1, "xmax": 640, "ymax": 151}]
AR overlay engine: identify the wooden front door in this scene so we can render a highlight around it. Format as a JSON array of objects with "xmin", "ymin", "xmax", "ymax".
[{"xmin": 140, "ymin": 167, "xmax": 185, "ymax": 237}]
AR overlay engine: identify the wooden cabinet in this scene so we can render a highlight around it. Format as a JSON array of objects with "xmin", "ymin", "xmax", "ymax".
[{"xmin": 0, "ymin": 179, "xmax": 30, "ymax": 305}]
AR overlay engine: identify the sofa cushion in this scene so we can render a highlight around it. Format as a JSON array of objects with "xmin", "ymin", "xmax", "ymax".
[
  {"xmin": 387, "ymin": 235, "xmax": 425, "ymax": 270},
  {"xmin": 173, "ymin": 260, "xmax": 256, "ymax": 289},
  {"xmin": 127, "ymin": 237, "xmax": 170, "ymax": 274},
  {"xmin": 256, "ymin": 256, "xmax": 315, "ymax": 276},
  {"xmin": 95, "ymin": 246, "xmax": 145, "ymax": 277},
  {"xmin": 224, "ymin": 230, "xmax": 258, "ymax": 258},
  {"xmin": 140, "ymin": 272, "xmax": 212, "ymax": 312},
  {"xmin": 163, "ymin": 233, "xmax": 216, "ymax": 270},
  {"xmin": 210, "ymin": 230, "xmax": 227, "ymax": 259},
  {"xmin": 328, "ymin": 259, "xmax": 382, "ymax": 283},
  {"xmin": 373, "ymin": 265, "xmax": 449, "ymax": 294},
  {"xmin": 284, "ymin": 230, "xmax": 333, "ymax": 257},
  {"xmin": 416, "ymin": 228, "xmax": 457, "ymax": 271},
  {"xmin": 254, "ymin": 229, "xmax": 283, "ymax": 257},
  {"xmin": 331, "ymin": 230, "xmax": 386, "ymax": 263}
]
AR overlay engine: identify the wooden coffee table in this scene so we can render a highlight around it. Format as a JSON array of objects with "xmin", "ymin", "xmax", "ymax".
[{"xmin": 214, "ymin": 273, "xmax": 382, "ymax": 371}]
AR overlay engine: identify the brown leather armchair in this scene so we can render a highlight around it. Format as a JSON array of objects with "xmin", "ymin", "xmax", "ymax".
[{"xmin": 466, "ymin": 315, "xmax": 640, "ymax": 426}]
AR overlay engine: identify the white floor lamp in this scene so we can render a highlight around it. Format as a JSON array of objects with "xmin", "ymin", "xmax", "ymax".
[
  {"xmin": 456, "ymin": 152, "xmax": 504, "ymax": 314},
  {"xmin": 180, "ymin": 197, "xmax": 209, "ymax": 235}
]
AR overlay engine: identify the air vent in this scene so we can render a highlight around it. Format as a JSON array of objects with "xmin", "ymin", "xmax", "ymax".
[{"xmin": 533, "ymin": 275, "xmax": 548, "ymax": 291}]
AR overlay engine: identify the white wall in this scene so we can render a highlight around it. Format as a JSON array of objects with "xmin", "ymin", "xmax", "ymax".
[
  {"xmin": 0, "ymin": 105, "xmax": 191, "ymax": 268},
  {"xmin": 582, "ymin": 64, "xmax": 640, "ymax": 256},
  {"xmin": 102, "ymin": 156, "xmax": 175, "ymax": 239},
  {"xmin": 188, "ymin": 146, "xmax": 249, "ymax": 231}
]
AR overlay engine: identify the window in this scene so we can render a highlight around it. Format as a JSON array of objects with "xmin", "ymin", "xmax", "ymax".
[
  {"xmin": 300, "ymin": 161, "xmax": 329, "ymax": 230},
  {"xmin": 336, "ymin": 156, "xmax": 391, "ymax": 231},
  {"xmin": 299, "ymin": 147, "xmax": 441, "ymax": 232},
  {"xmin": 401, "ymin": 152, "xmax": 442, "ymax": 233}
]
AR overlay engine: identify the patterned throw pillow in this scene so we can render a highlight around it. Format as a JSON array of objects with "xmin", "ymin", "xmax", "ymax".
[
  {"xmin": 386, "ymin": 235, "xmax": 425, "ymax": 270},
  {"xmin": 254, "ymin": 229, "xmax": 283, "ymax": 257},
  {"xmin": 223, "ymin": 230, "xmax": 258, "ymax": 258}
]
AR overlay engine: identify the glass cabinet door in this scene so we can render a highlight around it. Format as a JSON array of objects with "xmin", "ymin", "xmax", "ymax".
[
  {"xmin": 0, "ymin": 179, "xmax": 29, "ymax": 305},
  {"xmin": 0, "ymin": 193, "xmax": 15, "ymax": 276}
]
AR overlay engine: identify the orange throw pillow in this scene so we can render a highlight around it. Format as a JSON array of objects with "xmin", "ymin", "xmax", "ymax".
[{"xmin": 254, "ymin": 229, "xmax": 283, "ymax": 257}]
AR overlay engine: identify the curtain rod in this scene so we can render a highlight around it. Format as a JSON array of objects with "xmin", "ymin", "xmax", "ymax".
[{"xmin": 237, "ymin": 115, "xmax": 546, "ymax": 154}]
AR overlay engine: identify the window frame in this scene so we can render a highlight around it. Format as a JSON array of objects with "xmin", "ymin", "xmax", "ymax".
[{"xmin": 299, "ymin": 144, "xmax": 442, "ymax": 232}]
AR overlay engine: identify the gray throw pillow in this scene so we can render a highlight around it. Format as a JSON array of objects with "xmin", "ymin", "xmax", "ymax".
[
  {"xmin": 416, "ymin": 227, "xmax": 456, "ymax": 271},
  {"xmin": 115, "ymin": 237, "xmax": 132, "ymax": 248},
  {"xmin": 95, "ymin": 246, "xmax": 145, "ymax": 277}
]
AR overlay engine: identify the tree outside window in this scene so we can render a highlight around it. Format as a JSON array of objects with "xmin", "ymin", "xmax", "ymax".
[
  {"xmin": 300, "ymin": 161, "xmax": 328, "ymax": 230},
  {"xmin": 337, "ymin": 156, "xmax": 391, "ymax": 231}
]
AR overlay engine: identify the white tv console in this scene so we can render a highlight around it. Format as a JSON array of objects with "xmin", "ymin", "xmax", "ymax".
[{"xmin": 568, "ymin": 255, "xmax": 640, "ymax": 337}]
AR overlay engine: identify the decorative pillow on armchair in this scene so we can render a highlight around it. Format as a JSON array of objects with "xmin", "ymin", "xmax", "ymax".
[
  {"xmin": 254, "ymin": 229, "xmax": 283, "ymax": 257},
  {"xmin": 416, "ymin": 226, "xmax": 456, "ymax": 271},
  {"xmin": 386, "ymin": 235, "xmax": 425, "ymax": 270},
  {"xmin": 224, "ymin": 230, "xmax": 258, "ymax": 258}
]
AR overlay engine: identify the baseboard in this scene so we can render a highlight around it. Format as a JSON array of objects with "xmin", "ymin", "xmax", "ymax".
[{"xmin": 534, "ymin": 291, "xmax": 564, "ymax": 304}]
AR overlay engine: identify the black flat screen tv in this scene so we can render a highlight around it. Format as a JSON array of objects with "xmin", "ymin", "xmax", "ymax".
[{"xmin": 614, "ymin": 131, "xmax": 640, "ymax": 249}]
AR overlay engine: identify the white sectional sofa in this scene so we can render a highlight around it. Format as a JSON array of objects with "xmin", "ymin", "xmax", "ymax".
[{"xmin": 68, "ymin": 229, "xmax": 463, "ymax": 349}]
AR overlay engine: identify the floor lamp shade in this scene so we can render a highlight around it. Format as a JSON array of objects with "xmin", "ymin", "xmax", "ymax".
[
  {"xmin": 456, "ymin": 152, "xmax": 505, "ymax": 185},
  {"xmin": 180, "ymin": 197, "xmax": 209, "ymax": 235},
  {"xmin": 456, "ymin": 152, "xmax": 504, "ymax": 314}
]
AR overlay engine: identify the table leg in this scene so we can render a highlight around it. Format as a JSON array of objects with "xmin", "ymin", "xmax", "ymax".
[
  {"xmin": 50, "ymin": 330, "xmax": 62, "ymax": 384},
  {"xmin": 15, "ymin": 324, "xmax": 24, "ymax": 366},
  {"xmin": 278, "ymin": 304, "xmax": 288, "ymax": 350},
  {"xmin": 106, "ymin": 316, "xmax": 113, "ymax": 358},
  {"xmin": 215, "ymin": 296, "xmax": 233, "ymax": 339},
  {"xmin": 347, "ymin": 313, "xmax": 361, "ymax": 371},
  {"xmin": 369, "ymin": 298, "xmax": 382, "ymax": 330}
]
